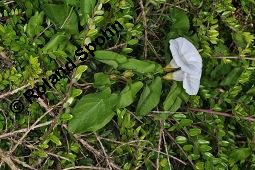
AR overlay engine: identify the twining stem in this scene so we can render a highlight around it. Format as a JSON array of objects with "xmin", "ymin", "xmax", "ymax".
[
  {"xmin": 189, "ymin": 108, "xmax": 255, "ymax": 122},
  {"xmin": 213, "ymin": 56, "xmax": 255, "ymax": 61}
]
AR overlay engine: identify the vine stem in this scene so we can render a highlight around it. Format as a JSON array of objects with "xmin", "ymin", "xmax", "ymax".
[
  {"xmin": 188, "ymin": 108, "xmax": 255, "ymax": 122},
  {"xmin": 213, "ymin": 56, "xmax": 255, "ymax": 61}
]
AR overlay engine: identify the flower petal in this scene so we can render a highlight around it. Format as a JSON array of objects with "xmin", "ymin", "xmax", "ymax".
[
  {"xmin": 169, "ymin": 37, "xmax": 202, "ymax": 74},
  {"xmin": 170, "ymin": 59, "xmax": 179, "ymax": 68},
  {"xmin": 183, "ymin": 71, "xmax": 202, "ymax": 95},
  {"xmin": 172, "ymin": 70, "xmax": 184, "ymax": 81}
]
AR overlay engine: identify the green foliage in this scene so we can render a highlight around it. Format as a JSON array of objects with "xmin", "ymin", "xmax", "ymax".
[
  {"xmin": 94, "ymin": 50, "xmax": 128, "ymax": 68},
  {"xmin": 43, "ymin": 4, "xmax": 78, "ymax": 34},
  {"xmin": 68, "ymin": 91, "xmax": 118, "ymax": 133},
  {"xmin": 0, "ymin": 0, "xmax": 255, "ymax": 169},
  {"xmin": 79, "ymin": 0, "xmax": 97, "ymax": 25},
  {"xmin": 136, "ymin": 76, "xmax": 162, "ymax": 116},
  {"xmin": 117, "ymin": 81, "xmax": 143, "ymax": 108},
  {"xmin": 169, "ymin": 7, "xmax": 190, "ymax": 34}
]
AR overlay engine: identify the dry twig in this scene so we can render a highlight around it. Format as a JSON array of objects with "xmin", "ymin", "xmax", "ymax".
[
  {"xmin": 11, "ymin": 157, "xmax": 36, "ymax": 170},
  {"xmin": 9, "ymin": 101, "xmax": 63, "ymax": 153},
  {"xmin": 139, "ymin": 0, "xmax": 148, "ymax": 59},
  {"xmin": 161, "ymin": 121, "xmax": 172, "ymax": 169},
  {"xmin": 71, "ymin": 133, "xmax": 121, "ymax": 170},
  {"xmin": 0, "ymin": 121, "xmax": 52, "ymax": 139},
  {"xmin": 0, "ymin": 84, "xmax": 31, "ymax": 100},
  {"xmin": 156, "ymin": 124, "xmax": 163, "ymax": 170},
  {"xmin": 0, "ymin": 149, "xmax": 19, "ymax": 170},
  {"xmin": 63, "ymin": 166, "xmax": 109, "ymax": 170},
  {"xmin": 95, "ymin": 133, "xmax": 112, "ymax": 170}
]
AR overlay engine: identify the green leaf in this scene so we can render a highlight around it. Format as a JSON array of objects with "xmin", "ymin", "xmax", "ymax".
[
  {"xmin": 183, "ymin": 144, "xmax": 193, "ymax": 151},
  {"xmin": 32, "ymin": 151, "xmax": 48, "ymax": 157},
  {"xmin": 117, "ymin": 81, "xmax": 144, "ymax": 108},
  {"xmin": 26, "ymin": 11, "xmax": 44, "ymax": 37},
  {"xmin": 71, "ymin": 88, "xmax": 83, "ymax": 97},
  {"xmin": 94, "ymin": 72, "xmax": 111, "ymax": 87},
  {"xmin": 163, "ymin": 82, "xmax": 182, "ymax": 111},
  {"xmin": 247, "ymin": 86, "xmax": 255, "ymax": 95},
  {"xmin": 199, "ymin": 145, "xmax": 212, "ymax": 152},
  {"xmin": 197, "ymin": 139, "xmax": 210, "ymax": 145},
  {"xmin": 79, "ymin": 0, "xmax": 97, "ymax": 25},
  {"xmin": 122, "ymin": 47, "xmax": 133, "ymax": 54},
  {"xmin": 146, "ymin": 60, "xmax": 164, "ymax": 74},
  {"xmin": 232, "ymin": 32, "xmax": 246, "ymax": 48},
  {"xmin": 173, "ymin": 113, "xmax": 186, "ymax": 120},
  {"xmin": 230, "ymin": 148, "xmax": 251, "ymax": 163},
  {"xmin": 153, "ymin": 113, "xmax": 169, "ymax": 120},
  {"xmin": 189, "ymin": 128, "xmax": 201, "ymax": 136},
  {"xmin": 119, "ymin": 59, "xmax": 157, "ymax": 74},
  {"xmin": 94, "ymin": 50, "xmax": 128, "ymax": 69},
  {"xmin": 43, "ymin": 4, "xmax": 78, "ymax": 34},
  {"xmin": 169, "ymin": 97, "xmax": 182, "ymax": 112},
  {"xmin": 220, "ymin": 67, "xmax": 243, "ymax": 86},
  {"xmin": 179, "ymin": 119, "xmax": 193, "ymax": 127},
  {"xmin": 43, "ymin": 33, "xmax": 68, "ymax": 53},
  {"xmin": 60, "ymin": 113, "xmax": 73, "ymax": 121},
  {"xmin": 170, "ymin": 7, "xmax": 190, "ymax": 34},
  {"xmin": 49, "ymin": 134, "xmax": 62, "ymax": 146},
  {"xmin": 136, "ymin": 77, "xmax": 162, "ymax": 116},
  {"xmin": 68, "ymin": 92, "xmax": 118, "ymax": 133},
  {"xmin": 74, "ymin": 65, "xmax": 88, "ymax": 81},
  {"xmin": 176, "ymin": 136, "xmax": 187, "ymax": 144},
  {"xmin": 65, "ymin": 0, "xmax": 79, "ymax": 6},
  {"xmin": 128, "ymin": 38, "xmax": 139, "ymax": 45}
]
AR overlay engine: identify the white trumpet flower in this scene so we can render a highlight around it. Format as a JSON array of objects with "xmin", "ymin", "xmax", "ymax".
[{"xmin": 166, "ymin": 37, "xmax": 202, "ymax": 95}]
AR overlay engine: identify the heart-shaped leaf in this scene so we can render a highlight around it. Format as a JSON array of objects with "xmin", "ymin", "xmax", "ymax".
[{"xmin": 68, "ymin": 92, "xmax": 118, "ymax": 133}]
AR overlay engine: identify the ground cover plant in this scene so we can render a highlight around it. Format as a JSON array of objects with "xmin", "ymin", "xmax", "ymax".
[{"xmin": 0, "ymin": 0, "xmax": 255, "ymax": 169}]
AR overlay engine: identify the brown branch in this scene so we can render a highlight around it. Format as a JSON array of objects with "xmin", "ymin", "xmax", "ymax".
[
  {"xmin": 213, "ymin": 56, "xmax": 255, "ymax": 61},
  {"xmin": 101, "ymin": 137, "xmax": 186, "ymax": 165},
  {"xmin": 74, "ymin": 134, "xmax": 103, "ymax": 159},
  {"xmin": 9, "ymin": 101, "xmax": 63, "ymax": 153},
  {"xmin": 164, "ymin": 130, "xmax": 194, "ymax": 167},
  {"xmin": 0, "ymin": 84, "xmax": 30, "ymax": 100},
  {"xmin": 0, "ymin": 121, "xmax": 52, "ymax": 139},
  {"xmin": 161, "ymin": 121, "xmax": 172, "ymax": 169},
  {"xmin": 188, "ymin": 108, "xmax": 255, "ymax": 122},
  {"xmin": 11, "ymin": 141, "xmax": 72, "ymax": 162},
  {"xmin": 139, "ymin": 0, "xmax": 148, "ymax": 59},
  {"xmin": 107, "ymin": 43, "xmax": 127, "ymax": 51},
  {"xmin": 63, "ymin": 166, "xmax": 109, "ymax": 170},
  {"xmin": 70, "ymin": 132, "xmax": 120, "ymax": 170},
  {"xmin": 0, "ymin": 52, "xmax": 13, "ymax": 67},
  {"xmin": 156, "ymin": 122, "xmax": 163, "ymax": 170},
  {"xmin": 11, "ymin": 157, "xmax": 36, "ymax": 170},
  {"xmin": 95, "ymin": 133, "xmax": 112, "ymax": 170},
  {"xmin": 0, "ymin": 149, "xmax": 19, "ymax": 170}
]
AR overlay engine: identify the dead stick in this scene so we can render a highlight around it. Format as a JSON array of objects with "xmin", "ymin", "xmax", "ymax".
[
  {"xmin": 0, "ymin": 149, "xmax": 19, "ymax": 170},
  {"xmin": 0, "ymin": 121, "xmax": 52, "ymax": 139}
]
